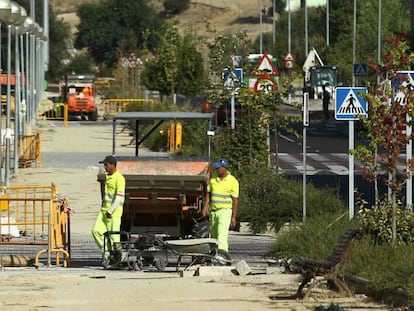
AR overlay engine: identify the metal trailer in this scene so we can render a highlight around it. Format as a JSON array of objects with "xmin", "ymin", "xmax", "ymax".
[{"xmin": 100, "ymin": 111, "xmax": 215, "ymax": 239}]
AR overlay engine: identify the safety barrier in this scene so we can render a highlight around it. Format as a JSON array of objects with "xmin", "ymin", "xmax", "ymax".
[
  {"xmin": 18, "ymin": 133, "xmax": 41, "ymax": 168},
  {"xmin": 95, "ymin": 77, "xmax": 115, "ymax": 94},
  {"xmin": 37, "ymin": 99, "xmax": 69, "ymax": 126},
  {"xmin": 102, "ymin": 98, "xmax": 157, "ymax": 120},
  {"xmin": 0, "ymin": 185, "xmax": 71, "ymax": 267},
  {"xmin": 168, "ymin": 122, "xmax": 183, "ymax": 152}
]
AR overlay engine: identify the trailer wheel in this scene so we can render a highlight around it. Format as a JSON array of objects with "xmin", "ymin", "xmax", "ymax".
[
  {"xmin": 153, "ymin": 258, "xmax": 167, "ymax": 271},
  {"xmin": 210, "ymin": 249, "xmax": 232, "ymax": 266},
  {"xmin": 102, "ymin": 257, "xmax": 111, "ymax": 269},
  {"xmin": 132, "ymin": 260, "xmax": 143, "ymax": 271}
]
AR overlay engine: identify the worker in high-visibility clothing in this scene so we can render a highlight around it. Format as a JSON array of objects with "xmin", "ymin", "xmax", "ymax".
[
  {"xmin": 92, "ymin": 155, "xmax": 125, "ymax": 250},
  {"xmin": 202, "ymin": 158, "xmax": 239, "ymax": 252}
]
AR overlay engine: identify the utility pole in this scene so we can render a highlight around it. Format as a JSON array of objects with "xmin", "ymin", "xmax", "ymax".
[
  {"xmin": 272, "ymin": 0, "xmax": 275, "ymax": 44},
  {"xmin": 326, "ymin": 0, "xmax": 329, "ymax": 46},
  {"xmin": 304, "ymin": 0, "xmax": 308, "ymax": 56},
  {"xmin": 259, "ymin": 0, "xmax": 263, "ymax": 53}
]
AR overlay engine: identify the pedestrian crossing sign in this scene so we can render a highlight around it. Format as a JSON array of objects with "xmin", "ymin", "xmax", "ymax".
[{"xmin": 335, "ymin": 87, "xmax": 368, "ymax": 120}]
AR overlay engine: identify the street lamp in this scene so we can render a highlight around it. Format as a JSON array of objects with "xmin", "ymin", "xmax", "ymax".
[
  {"xmin": 20, "ymin": 16, "xmax": 34, "ymax": 135},
  {"xmin": 326, "ymin": 0, "xmax": 329, "ymax": 46},
  {"xmin": 13, "ymin": 4, "xmax": 26, "ymax": 174},
  {"xmin": 5, "ymin": 1, "xmax": 23, "ymax": 185},
  {"xmin": 0, "ymin": 0, "xmax": 11, "ymax": 185},
  {"xmin": 259, "ymin": 0, "xmax": 263, "ymax": 53}
]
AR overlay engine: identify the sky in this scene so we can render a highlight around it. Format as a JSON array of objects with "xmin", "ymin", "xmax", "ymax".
[{"xmin": 287, "ymin": 0, "xmax": 327, "ymax": 11}]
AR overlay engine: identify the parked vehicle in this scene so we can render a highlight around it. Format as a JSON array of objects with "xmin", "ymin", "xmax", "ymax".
[{"xmin": 60, "ymin": 74, "xmax": 98, "ymax": 121}]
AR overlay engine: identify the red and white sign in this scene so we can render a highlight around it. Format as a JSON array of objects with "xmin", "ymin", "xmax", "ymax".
[
  {"xmin": 253, "ymin": 53, "xmax": 278, "ymax": 76},
  {"xmin": 254, "ymin": 78, "xmax": 277, "ymax": 93},
  {"xmin": 284, "ymin": 52, "xmax": 294, "ymax": 62},
  {"xmin": 284, "ymin": 52, "xmax": 294, "ymax": 69}
]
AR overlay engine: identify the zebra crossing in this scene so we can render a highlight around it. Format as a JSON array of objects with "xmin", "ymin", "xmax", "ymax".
[{"xmin": 274, "ymin": 153, "xmax": 409, "ymax": 176}]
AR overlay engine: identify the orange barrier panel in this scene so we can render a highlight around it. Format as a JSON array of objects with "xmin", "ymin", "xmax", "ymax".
[{"xmin": 0, "ymin": 185, "xmax": 71, "ymax": 267}]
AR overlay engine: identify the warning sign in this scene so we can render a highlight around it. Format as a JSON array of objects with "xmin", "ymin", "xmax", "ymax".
[
  {"xmin": 253, "ymin": 53, "xmax": 278, "ymax": 76},
  {"xmin": 335, "ymin": 87, "xmax": 368, "ymax": 120}
]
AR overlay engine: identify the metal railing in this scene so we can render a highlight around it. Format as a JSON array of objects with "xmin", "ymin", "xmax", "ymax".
[
  {"xmin": 102, "ymin": 98, "xmax": 156, "ymax": 120},
  {"xmin": 0, "ymin": 185, "xmax": 71, "ymax": 267},
  {"xmin": 18, "ymin": 133, "xmax": 41, "ymax": 168}
]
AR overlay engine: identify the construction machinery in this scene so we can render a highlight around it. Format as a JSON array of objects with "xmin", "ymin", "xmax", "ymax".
[
  {"xmin": 303, "ymin": 48, "xmax": 338, "ymax": 100},
  {"xmin": 98, "ymin": 111, "xmax": 215, "ymax": 239},
  {"xmin": 60, "ymin": 74, "xmax": 98, "ymax": 121}
]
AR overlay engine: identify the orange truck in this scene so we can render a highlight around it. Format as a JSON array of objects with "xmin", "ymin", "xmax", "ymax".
[{"xmin": 60, "ymin": 74, "xmax": 98, "ymax": 121}]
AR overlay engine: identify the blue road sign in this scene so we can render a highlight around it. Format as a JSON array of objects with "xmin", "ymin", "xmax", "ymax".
[
  {"xmin": 335, "ymin": 87, "xmax": 368, "ymax": 120},
  {"xmin": 392, "ymin": 71, "xmax": 414, "ymax": 105},
  {"xmin": 222, "ymin": 68, "xmax": 243, "ymax": 89},
  {"xmin": 353, "ymin": 63, "xmax": 367, "ymax": 77}
]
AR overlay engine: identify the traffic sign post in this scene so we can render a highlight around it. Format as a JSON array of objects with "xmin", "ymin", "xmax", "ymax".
[
  {"xmin": 335, "ymin": 87, "xmax": 368, "ymax": 220},
  {"xmin": 302, "ymin": 92, "xmax": 309, "ymax": 222},
  {"xmin": 393, "ymin": 71, "xmax": 414, "ymax": 209}
]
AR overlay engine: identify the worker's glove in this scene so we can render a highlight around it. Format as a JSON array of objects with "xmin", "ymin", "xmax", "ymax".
[{"xmin": 106, "ymin": 211, "xmax": 112, "ymax": 219}]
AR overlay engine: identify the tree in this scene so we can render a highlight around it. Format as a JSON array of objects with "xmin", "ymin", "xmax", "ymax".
[
  {"xmin": 74, "ymin": 0, "xmax": 163, "ymax": 67},
  {"xmin": 266, "ymin": 0, "xmax": 409, "ymax": 85},
  {"xmin": 352, "ymin": 33, "xmax": 414, "ymax": 244},
  {"xmin": 141, "ymin": 25, "xmax": 205, "ymax": 98}
]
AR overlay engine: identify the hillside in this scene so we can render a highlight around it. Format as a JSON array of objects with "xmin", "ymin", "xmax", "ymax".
[{"xmin": 53, "ymin": 0, "xmax": 274, "ymax": 40}]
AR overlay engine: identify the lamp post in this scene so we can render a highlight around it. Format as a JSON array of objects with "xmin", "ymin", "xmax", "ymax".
[
  {"xmin": 13, "ymin": 4, "xmax": 26, "ymax": 174},
  {"xmin": 259, "ymin": 0, "xmax": 263, "ymax": 53},
  {"xmin": 304, "ymin": 0, "xmax": 308, "ymax": 56},
  {"xmin": 326, "ymin": 0, "xmax": 329, "ymax": 46},
  {"xmin": 0, "ymin": 0, "xmax": 11, "ymax": 185},
  {"xmin": 5, "ymin": 1, "xmax": 22, "ymax": 185},
  {"xmin": 20, "ymin": 16, "xmax": 34, "ymax": 136},
  {"xmin": 272, "ymin": 0, "xmax": 275, "ymax": 45}
]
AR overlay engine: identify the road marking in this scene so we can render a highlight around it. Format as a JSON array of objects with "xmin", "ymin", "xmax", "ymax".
[{"xmin": 279, "ymin": 134, "xmax": 294, "ymax": 143}]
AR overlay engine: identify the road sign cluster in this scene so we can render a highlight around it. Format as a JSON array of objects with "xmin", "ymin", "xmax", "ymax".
[{"xmin": 249, "ymin": 53, "xmax": 279, "ymax": 93}]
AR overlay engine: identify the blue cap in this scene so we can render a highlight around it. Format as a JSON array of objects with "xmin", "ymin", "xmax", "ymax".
[{"xmin": 212, "ymin": 158, "xmax": 229, "ymax": 169}]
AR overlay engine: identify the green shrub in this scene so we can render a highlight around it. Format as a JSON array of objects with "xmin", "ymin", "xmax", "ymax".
[
  {"xmin": 163, "ymin": 0, "xmax": 190, "ymax": 15},
  {"xmin": 356, "ymin": 199, "xmax": 414, "ymax": 245},
  {"xmin": 345, "ymin": 238, "xmax": 414, "ymax": 301},
  {"xmin": 238, "ymin": 167, "xmax": 282, "ymax": 233},
  {"xmin": 238, "ymin": 170, "xmax": 347, "ymax": 234},
  {"xmin": 267, "ymin": 210, "xmax": 354, "ymax": 259}
]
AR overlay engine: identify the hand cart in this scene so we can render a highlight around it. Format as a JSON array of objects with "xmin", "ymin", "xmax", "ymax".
[{"xmin": 102, "ymin": 231, "xmax": 232, "ymax": 271}]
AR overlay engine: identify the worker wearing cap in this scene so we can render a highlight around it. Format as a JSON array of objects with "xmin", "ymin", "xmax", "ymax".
[
  {"xmin": 202, "ymin": 158, "xmax": 239, "ymax": 252},
  {"xmin": 92, "ymin": 155, "xmax": 125, "ymax": 250}
]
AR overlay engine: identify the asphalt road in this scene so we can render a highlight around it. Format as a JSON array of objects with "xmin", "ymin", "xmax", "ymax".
[{"xmin": 275, "ymin": 119, "xmax": 368, "ymax": 154}]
